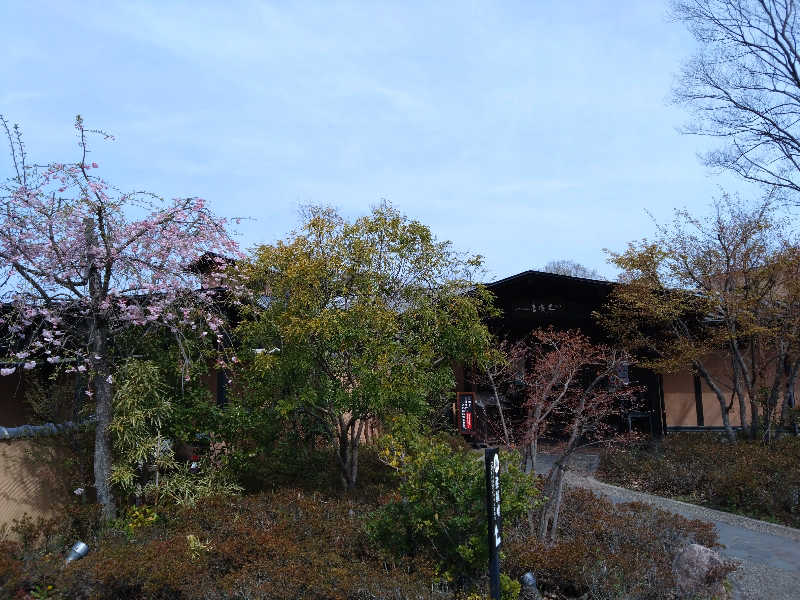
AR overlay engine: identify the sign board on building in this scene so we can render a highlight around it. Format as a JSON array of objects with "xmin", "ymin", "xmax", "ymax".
[
  {"xmin": 457, "ymin": 392, "xmax": 474, "ymax": 433},
  {"xmin": 513, "ymin": 301, "xmax": 565, "ymax": 313}
]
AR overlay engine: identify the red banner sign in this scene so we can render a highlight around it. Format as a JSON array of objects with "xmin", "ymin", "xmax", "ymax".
[{"xmin": 458, "ymin": 392, "xmax": 474, "ymax": 433}]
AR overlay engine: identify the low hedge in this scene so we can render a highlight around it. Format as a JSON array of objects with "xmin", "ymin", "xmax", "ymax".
[
  {"xmin": 1, "ymin": 490, "xmax": 443, "ymax": 600},
  {"xmin": 504, "ymin": 488, "xmax": 727, "ymax": 600},
  {"xmin": 598, "ymin": 433, "xmax": 800, "ymax": 527},
  {"xmin": 0, "ymin": 441, "xmax": 733, "ymax": 600}
]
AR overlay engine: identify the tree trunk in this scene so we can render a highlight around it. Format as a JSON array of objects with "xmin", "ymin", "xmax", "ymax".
[
  {"xmin": 732, "ymin": 357, "xmax": 749, "ymax": 431},
  {"xmin": 85, "ymin": 217, "xmax": 116, "ymax": 521},
  {"xmin": 337, "ymin": 417, "xmax": 363, "ymax": 491},
  {"xmin": 349, "ymin": 438, "xmax": 359, "ymax": 488},
  {"xmin": 695, "ymin": 361, "xmax": 737, "ymax": 442},
  {"xmin": 537, "ymin": 395, "xmax": 585, "ymax": 542},
  {"xmin": 91, "ymin": 322, "xmax": 116, "ymax": 521},
  {"xmin": 538, "ymin": 462, "xmax": 566, "ymax": 542},
  {"xmin": 763, "ymin": 353, "xmax": 784, "ymax": 443},
  {"xmin": 731, "ymin": 339, "xmax": 758, "ymax": 439},
  {"xmin": 750, "ymin": 399, "xmax": 760, "ymax": 439},
  {"xmin": 338, "ymin": 428, "xmax": 353, "ymax": 490},
  {"xmin": 781, "ymin": 358, "xmax": 800, "ymax": 427},
  {"xmin": 522, "ymin": 405, "xmax": 542, "ymax": 474},
  {"xmin": 523, "ymin": 438, "xmax": 537, "ymax": 475},
  {"xmin": 748, "ymin": 340, "xmax": 760, "ymax": 439},
  {"xmin": 487, "ymin": 371, "xmax": 510, "ymax": 446}
]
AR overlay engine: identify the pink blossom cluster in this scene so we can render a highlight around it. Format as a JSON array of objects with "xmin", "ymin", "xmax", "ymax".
[{"xmin": 0, "ymin": 116, "xmax": 247, "ymax": 377}]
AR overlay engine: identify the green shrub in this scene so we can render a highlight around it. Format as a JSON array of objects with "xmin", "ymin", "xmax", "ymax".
[
  {"xmin": 110, "ymin": 358, "xmax": 177, "ymax": 497},
  {"xmin": 111, "ymin": 358, "xmax": 242, "ymax": 508},
  {"xmin": 0, "ymin": 541, "xmax": 25, "ymax": 591},
  {"xmin": 599, "ymin": 433, "xmax": 800, "ymax": 527},
  {"xmin": 229, "ymin": 437, "xmax": 396, "ymax": 504},
  {"xmin": 499, "ymin": 573, "xmax": 520, "ymax": 600},
  {"xmin": 166, "ymin": 386, "xmax": 287, "ymax": 493},
  {"xmin": 0, "ymin": 432, "xmax": 738, "ymax": 600},
  {"xmin": 367, "ymin": 426, "xmax": 541, "ymax": 584},
  {"xmin": 111, "ymin": 505, "xmax": 160, "ymax": 540}
]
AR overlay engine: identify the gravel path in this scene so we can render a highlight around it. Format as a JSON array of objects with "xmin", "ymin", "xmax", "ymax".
[{"xmin": 534, "ymin": 453, "xmax": 800, "ymax": 600}]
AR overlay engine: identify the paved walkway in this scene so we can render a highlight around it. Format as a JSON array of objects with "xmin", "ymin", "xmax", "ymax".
[{"xmin": 535, "ymin": 453, "xmax": 800, "ymax": 600}]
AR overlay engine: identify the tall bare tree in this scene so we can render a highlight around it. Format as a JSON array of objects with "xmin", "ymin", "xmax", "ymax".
[
  {"xmin": 513, "ymin": 329, "xmax": 637, "ymax": 542},
  {"xmin": 673, "ymin": 0, "xmax": 800, "ymax": 198},
  {"xmin": 541, "ymin": 259, "xmax": 606, "ymax": 280}
]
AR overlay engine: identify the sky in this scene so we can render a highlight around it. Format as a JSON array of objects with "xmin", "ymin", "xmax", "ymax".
[{"xmin": 1, "ymin": 1, "xmax": 754, "ymax": 281}]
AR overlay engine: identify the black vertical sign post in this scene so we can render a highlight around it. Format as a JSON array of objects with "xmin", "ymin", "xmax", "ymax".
[{"xmin": 484, "ymin": 447, "xmax": 501, "ymax": 599}]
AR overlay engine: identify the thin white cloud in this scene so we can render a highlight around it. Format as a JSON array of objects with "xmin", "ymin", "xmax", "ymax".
[
  {"xmin": 0, "ymin": 91, "xmax": 45, "ymax": 105},
  {"xmin": 489, "ymin": 180, "xmax": 581, "ymax": 195},
  {"xmin": 1, "ymin": 0, "xmax": 760, "ymax": 282}
]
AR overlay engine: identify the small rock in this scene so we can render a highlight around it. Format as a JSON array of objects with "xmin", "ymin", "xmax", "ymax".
[
  {"xmin": 672, "ymin": 543, "xmax": 731, "ymax": 599},
  {"xmin": 519, "ymin": 571, "xmax": 542, "ymax": 600}
]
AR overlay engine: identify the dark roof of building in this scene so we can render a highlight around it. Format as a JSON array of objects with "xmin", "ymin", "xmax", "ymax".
[{"xmin": 485, "ymin": 269, "xmax": 614, "ymax": 289}]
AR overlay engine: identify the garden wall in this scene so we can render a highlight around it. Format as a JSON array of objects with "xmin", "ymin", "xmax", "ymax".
[{"xmin": 0, "ymin": 438, "xmax": 70, "ymax": 533}]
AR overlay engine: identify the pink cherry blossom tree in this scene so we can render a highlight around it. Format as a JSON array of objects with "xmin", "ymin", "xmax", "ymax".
[{"xmin": 0, "ymin": 115, "xmax": 243, "ymax": 520}]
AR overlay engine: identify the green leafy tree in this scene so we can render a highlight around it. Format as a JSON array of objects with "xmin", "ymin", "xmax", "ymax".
[{"xmin": 237, "ymin": 202, "xmax": 495, "ymax": 490}]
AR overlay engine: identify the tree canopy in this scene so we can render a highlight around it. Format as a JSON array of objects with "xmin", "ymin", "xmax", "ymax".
[
  {"xmin": 540, "ymin": 259, "xmax": 605, "ymax": 280},
  {"xmin": 237, "ymin": 202, "xmax": 495, "ymax": 489},
  {"xmin": 602, "ymin": 196, "xmax": 800, "ymax": 440}
]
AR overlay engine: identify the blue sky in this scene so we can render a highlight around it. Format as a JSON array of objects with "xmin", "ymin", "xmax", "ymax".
[{"xmin": 2, "ymin": 1, "xmax": 751, "ymax": 280}]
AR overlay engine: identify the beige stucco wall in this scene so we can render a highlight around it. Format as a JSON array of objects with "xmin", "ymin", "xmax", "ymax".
[
  {"xmin": 661, "ymin": 352, "xmax": 798, "ymax": 428},
  {"xmin": 663, "ymin": 370, "xmax": 697, "ymax": 427},
  {"xmin": 0, "ymin": 439, "xmax": 70, "ymax": 532}
]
